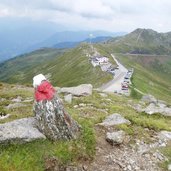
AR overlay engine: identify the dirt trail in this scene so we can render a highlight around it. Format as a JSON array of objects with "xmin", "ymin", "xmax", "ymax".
[{"xmin": 88, "ymin": 126, "xmax": 162, "ymax": 171}]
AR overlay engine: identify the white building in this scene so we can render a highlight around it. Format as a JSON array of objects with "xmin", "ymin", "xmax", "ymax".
[{"xmin": 91, "ymin": 56, "xmax": 109, "ymax": 67}]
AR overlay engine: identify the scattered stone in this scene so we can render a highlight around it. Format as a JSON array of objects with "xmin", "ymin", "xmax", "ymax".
[
  {"xmin": 157, "ymin": 102, "xmax": 167, "ymax": 108},
  {"xmin": 5, "ymin": 103, "xmax": 26, "ymax": 109},
  {"xmin": 0, "ymin": 98, "xmax": 6, "ymax": 102},
  {"xmin": 11, "ymin": 96, "xmax": 22, "ymax": 103},
  {"xmin": 0, "ymin": 114, "xmax": 10, "ymax": 120},
  {"xmin": 0, "ymin": 117, "xmax": 46, "ymax": 144},
  {"xmin": 153, "ymin": 151, "xmax": 166, "ymax": 161},
  {"xmin": 158, "ymin": 131, "xmax": 171, "ymax": 141},
  {"xmin": 99, "ymin": 93, "xmax": 108, "ymax": 97},
  {"xmin": 143, "ymin": 103, "xmax": 171, "ymax": 116},
  {"xmin": 23, "ymin": 98, "xmax": 33, "ymax": 103},
  {"xmin": 157, "ymin": 100, "xmax": 167, "ymax": 105},
  {"xmin": 98, "ymin": 113, "xmax": 131, "ymax": 127},
  {"xmin": 74, "ymin": 105, "xmax": 79, "ymax": 108},
  {"xmin": 144, "ymin": 103, "xmax": 159, "ymax": 115},
  {"xmin": 168, "ymin": 164, "xmax": 171, "ymax": 171},
  {"xmin": 45, "ymin": 156, "xmax": 84, "ymax": 171},
  {"xmin": 162, "ymin": 107, "xmax": 171, "ymax": 116},
  {"xmin": 64, "ymin": 94, "xmax": 72, "ymax": 104},
  {"xmin": 132, "ymin": 104, "xmax": 143, "ymax": 113},
  {"xmin": 141, "ymin": 94, "xmax": 157, "ymax": 104},
  {"xmin": 59, "ymin": 84, "xmax": 93, "ymax": 96},
  {"xmin": 79, "ymin": 103, "xmax": 86, "ymax": 107},
  {"xmin": 106, "ymin": 131, "xmax": 126, "ymax": 145}
]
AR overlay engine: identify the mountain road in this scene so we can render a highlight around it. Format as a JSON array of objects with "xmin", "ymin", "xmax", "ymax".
[{"xmin": 100, "ymin": 54, "xmax": 128, "ymax": 93}]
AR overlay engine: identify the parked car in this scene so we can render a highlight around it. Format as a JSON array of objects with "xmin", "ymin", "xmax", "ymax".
[
  {"xmin": 121, "ymin": 82, "xmax": 128, "ymax": 89},
  {"xmin": 124, "ymin": 79, "xmax": 130, "ymax": 84}
]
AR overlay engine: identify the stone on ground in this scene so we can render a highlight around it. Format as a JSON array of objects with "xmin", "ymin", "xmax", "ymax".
[
  {"xmin": 158, "ymin": 131, "xmax": 171, "ymax": 141},
  {"xmin": 168, "ymin": 164, "xmax": 171, "ymax": 171},
  {"xmin": 59, "ymin": 84, "xmax": 93, "ymax": 96},
  {"xmin": 98, "ymin": 113, "xmax": 131, "ymax": 127},
  {"xmin": 0, "ymin": 117, "xmax": 46, "ymax": 144},
  {"xmin": 106, "ymin": 131, "xmax": 126, "ymax": 145},
  {"xmin": 64, "ymin": 94, "xmax": 72, "ymax": 104},
  {"xmin": 141, "ymin": 94, "xmax": 157, "ymax": 104},
  {"xmin": 34, "ymin": 95, "xmax": 80, "ymax": 141}
]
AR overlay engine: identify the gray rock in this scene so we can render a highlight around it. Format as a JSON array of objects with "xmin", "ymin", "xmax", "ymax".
[
  {"xmin": 79, "ymin": 103, "xmax": 86, "ymax": 107},
  {"xmin": 5, "ymin": 103, "xmax": 26, "ymax": 109},
  {"xmin": 162, "ymin": 107, "xmax": 171, "ymax": 116},
  {"xmin": 64, "ymin": 94, "xmax": 72, "ymax": 104},
  {"xmin": 106, "ymin": 131, "xmax": 126, "ymax": 145},
  {"xmin": 133, "ymin": 104, "xmax": 143, "ymax": 113},
  {"xmin": 74, "ymin": 105, "xmax": 79, "ymax": 108},
  {"xmin": 23, "ymin": 98, "xmax": 33, "ymax": 103},
  {"xmin": 168, "ymin": 164, "xmax": 171, "ymax": 171},
  {"xmin": 34, "ymin": 95, "xmax": 80, "ymax": 141},
  {"xmin": 157, "ymin": 102, "xmax": 167, "ymax": 108},
  {"xmin": 143, "ymin": 103, "xmax": 171, "ymax": 116},
  {"xmin": 0, "ymin": 114, "xmax": 10, "ymax": 120},
  {"xmin": 158, "ymin": 131, "xmax": 171, "ymax": 141},
  {"xmin": 98, "ymin": 113, "xmax": 131, "ymax": 127},
  {"xmin": 0, "ymin": 117, "xmax": 46, "ymax": 144},
  {"xmin": 59, "ymin": 84, "xmax": 93, "ymax": 96},
  {"xmin": 141, "ymin": 94, "xmax": 157, "ymax": 104},
  {"xmin": 144, "ymin": 103, "xmax": 159, "ymax": 115},
  {"xmin": 157, "ymin": 100, "xmax": 167, "ymax": 105},
  {"xmin": 11, "ymin": 96, "xmax": 22, "ymax": 103},
  {"xmin": 0, "ymin": 98, "xmax": 6, "ymax": 102},
  {"xmin": 99, "ymin": 93, "xmax": 108, "ymax": 97}
]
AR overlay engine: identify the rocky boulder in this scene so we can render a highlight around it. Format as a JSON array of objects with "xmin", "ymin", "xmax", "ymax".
[
  {"xmin": 141, "ymin": 94, "xmax": 157, "ymax": 104},
  {"xmin": 0, "ymin": 117, "xmax": 46, "ymax": 144},
  {"xmin": 64, "ymin": 94, "xmax": 72, "ymax": 104},
  {"xmin": 5, "ymin": 103, "xmax": 26, "ymax": 109},
  {"xmin": 143, "ymin": 103, "xmax": 171, "ymax": 116},
  {"xmin": 158, "ymin": 131, "xmax": 171, "ymax": 141},
  {"xmin": 106, "ymin": 131, "xmax": 126, "ymax": 145},
  {"xmin": 59, "ymin": 84, "xmax": 93, "ymax": 96},
  {"xmin": 98, "ymin": 113, "xmax": 131, "ymax": 127},
  {"xmin": 168, "ymin": 164, "xmax": 171, "ymax": 171}
]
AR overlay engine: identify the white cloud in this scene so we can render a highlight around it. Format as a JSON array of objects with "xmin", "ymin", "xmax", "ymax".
[{"xmin": 0, "ymin": 0, "xmax": 171, "ymax": 32}]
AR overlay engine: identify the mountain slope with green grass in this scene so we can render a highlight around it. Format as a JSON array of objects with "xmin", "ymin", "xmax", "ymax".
[
  {"xmin": 115, "ymin": 53, "xmax": 171, "ymax": 104},
  {"xmin": 0, "ymin": 43, "xmax": 113, "ymax": 87},
  {"xmin": 105, "ymin": 28, "xmax": 171, "ymax": 55},
  {"xmin": 0, "ymin": 83, "xmax": 170, "ymax": 171},
  {"xmin": 0, "ymin": 48, "xmax": 65, "ymax": 84}
]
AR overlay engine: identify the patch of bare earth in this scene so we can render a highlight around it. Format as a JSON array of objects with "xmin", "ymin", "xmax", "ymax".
[{"xmin": 87, "ymin": 126, "xmax": 163, "ymax": 171}]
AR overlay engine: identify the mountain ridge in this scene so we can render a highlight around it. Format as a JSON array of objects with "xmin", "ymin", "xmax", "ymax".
[{"xmin": 106, "ymin": 28, "xmax": 171, "ymax": 55}]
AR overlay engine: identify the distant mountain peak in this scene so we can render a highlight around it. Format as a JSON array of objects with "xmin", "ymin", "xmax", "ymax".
[
  {"xmin": 106, "ymin": 28, "xmax": 171, "ymax": 55},
  {"xmin": 130, "ymin": 28, "xmax": 158, "ymax": 35}
]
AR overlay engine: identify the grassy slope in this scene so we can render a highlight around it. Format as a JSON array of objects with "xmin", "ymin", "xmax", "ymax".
[
  {"xmin": 0, "ymin": 48, "xmax": 65, "ymax": 84},
  {"xmin": 105, "ymin": 29, "xmax": 171, "ymax": 55},
  {"xmin": 0, "ymin": 83, "xmax": 170, "ymax": 170},
  {"xmin": 115, "ymin": 53, "xmax": 171, "ymax": 104},
  {"xmin": 46, "ymin": 43, "xmax": 113, "ymax": 87},
  {"xmin": 0, "ymin": 44, "xmax": 113, "ymax": 87}
]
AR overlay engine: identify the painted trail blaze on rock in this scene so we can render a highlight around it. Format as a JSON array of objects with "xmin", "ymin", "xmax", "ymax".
[
  {"xmin": 33, "ymin": 75, "xmax": 80, "ymax": 141},
  {"xmin": 35, "ymin": 81, "xmax": 56, "ymax": 101}
]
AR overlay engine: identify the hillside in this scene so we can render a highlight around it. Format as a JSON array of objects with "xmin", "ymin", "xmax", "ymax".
[
  {"xmin": 105, "ymin": 28, "xmax": 171, "ymax": 55},
  {"xmin": 0, "ymin": 83, "xmax": 170, "ymax": 170},
  {"xmin": 0, "ymin": 48, "xmax": 65, "ymax": 83},
  {"xmin": 0, "ymin": 43, "xmax": 113, "ymax": 87},
  {"xmin": 115, "ymin": 53, "xmax": 171, "ymax": 104},
  {"xmin": 53, "ymin": 36, "xmax": 111, "ymax": 49}
]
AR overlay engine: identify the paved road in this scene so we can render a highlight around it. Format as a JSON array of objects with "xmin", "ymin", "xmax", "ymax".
[{"xmin": 100, "ymin": 54, "xmax": 128, "ymax": 93}]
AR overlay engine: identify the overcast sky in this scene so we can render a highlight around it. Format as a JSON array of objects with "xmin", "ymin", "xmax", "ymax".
[{"xmin": 0, "ymin": 0, "xmax": 171, "ymax": 32}]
